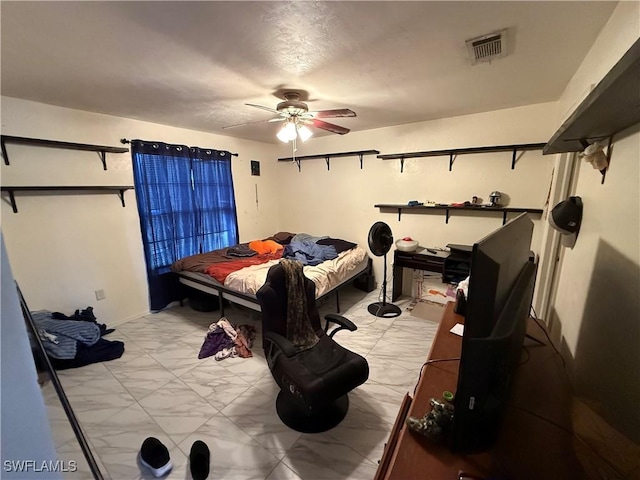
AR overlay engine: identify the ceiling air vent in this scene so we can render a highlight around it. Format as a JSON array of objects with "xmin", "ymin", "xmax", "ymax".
[{"xmin": 466, "ymin": 29, "xmax": 508, "ymax": 65}]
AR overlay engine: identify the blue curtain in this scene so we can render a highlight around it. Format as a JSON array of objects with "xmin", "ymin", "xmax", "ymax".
[{"xmin": 131, "ymin": 140, "xmax": 238, "ymax": 311}]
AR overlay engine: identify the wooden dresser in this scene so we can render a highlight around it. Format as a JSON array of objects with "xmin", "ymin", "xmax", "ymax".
[{"xmin": 374, "ymin": 302, "xmax": 585, "ymax": 480}]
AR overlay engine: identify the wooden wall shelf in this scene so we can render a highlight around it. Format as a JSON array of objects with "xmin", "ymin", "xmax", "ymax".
[
  {"xmin": 377, "ymin": 143, "xmax": 546, "ymax": 172},
  {"xmin": 1, "ymin": 186, "xmax": 134, "ymax": 213},
  {"xmin": 278, "ymin": 149, "xmax": 380, "ymax": 171},
  {"xmin": 1, "ymin": 135, "xmax": 129, "ymax": 170},
  {"xmin": 544, "ymin": 38, "xmax": 640, "ymax": 155},
  {"xmin": 375, "ymin": 203, "xmax": 543, "ymax": 224}
]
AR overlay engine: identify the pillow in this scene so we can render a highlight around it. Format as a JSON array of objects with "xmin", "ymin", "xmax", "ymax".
[{"xmin": 265, "ymin": 231, "xmax": 295, "ymax": 245}]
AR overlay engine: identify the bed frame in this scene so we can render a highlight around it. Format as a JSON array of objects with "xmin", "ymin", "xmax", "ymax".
[{"xmin": 176, "ymin": 257, "xmax": 370, "ymax": 316}]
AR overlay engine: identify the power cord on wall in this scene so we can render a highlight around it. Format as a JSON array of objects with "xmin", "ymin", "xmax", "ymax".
[
  {"xmin": 529, "ymin": 305, "xmax": 566, "ymax": 368},
  {"xmin": 413, "ymin": 357, "xmax": 461, "ymax": 395},
  {"xmin": 377, "ymin": 271, "xmax": 394, "ymax": 304},
  {"xmin": 377, "ymin": 282, "xmax": 392, "ymax": 304}
]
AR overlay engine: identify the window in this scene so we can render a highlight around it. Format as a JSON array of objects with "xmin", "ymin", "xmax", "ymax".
[{"xmin": 131, "ymin": 140, "xmax": 238, "ymax": 309}]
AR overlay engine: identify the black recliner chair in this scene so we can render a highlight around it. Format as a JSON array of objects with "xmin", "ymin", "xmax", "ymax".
[{"xmin": 256, "ymin": 259, "xmax": 369, "ymax": 433}]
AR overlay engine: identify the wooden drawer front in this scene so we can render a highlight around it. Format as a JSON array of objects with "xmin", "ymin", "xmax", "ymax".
[{"xmin": 374, "ymin": 393, "xmax": 412, "ymax": 480}]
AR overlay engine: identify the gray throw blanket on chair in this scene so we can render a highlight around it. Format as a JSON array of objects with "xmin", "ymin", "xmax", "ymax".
[{"xmin": 281, "ymin": 259, "xmax": 319, "ymax": 351}]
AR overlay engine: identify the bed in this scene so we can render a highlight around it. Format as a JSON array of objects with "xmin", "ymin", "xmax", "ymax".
[{"xmin": 171, "ymin": 232, "xmax": 370, "ymax": 315}]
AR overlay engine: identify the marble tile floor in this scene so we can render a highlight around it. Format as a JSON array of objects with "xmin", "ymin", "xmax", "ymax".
[{"xmin": 42, "ymin": 281, "xmax": 449, "ymax": 480}]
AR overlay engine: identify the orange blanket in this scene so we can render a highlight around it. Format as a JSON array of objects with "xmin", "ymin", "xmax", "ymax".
[
  {"xmin": 248, "ymin": 239, "xmax": 283, "ymax": 254},
  {"xmin": 204, "ymin": 251, "xmax": 283, "ymax": 283}
]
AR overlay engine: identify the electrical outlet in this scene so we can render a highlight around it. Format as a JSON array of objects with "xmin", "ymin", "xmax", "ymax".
[{"xmin": 95, "ymin": 289, "xmax": 106, "ymax": 301}]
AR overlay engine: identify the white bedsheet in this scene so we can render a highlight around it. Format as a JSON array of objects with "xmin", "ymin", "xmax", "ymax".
[{"xmin": 223, "ymin": 246, "xmax": 368, "ymax": 297}]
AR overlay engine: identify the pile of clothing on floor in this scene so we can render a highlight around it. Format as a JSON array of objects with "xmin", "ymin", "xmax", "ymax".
[
  {"xmin": 198, "ymin": 318, "xmax": 256, "ymax": 361},
  {"xmin": 32, "ymin": 306, "xmax": 124, "ymax": 370}
]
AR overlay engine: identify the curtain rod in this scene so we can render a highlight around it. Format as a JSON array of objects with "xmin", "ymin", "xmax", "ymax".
[{"xmin": 120, "ymin": 138, "xmax": 238, "ymax": 157}]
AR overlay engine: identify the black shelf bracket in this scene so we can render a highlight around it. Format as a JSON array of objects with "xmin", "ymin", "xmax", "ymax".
[
  {"xmin": 1, "ymin": 135, "xmax": 129, "ymax": 169},
  {"xmin": 278, "ymin": 150, "xmax": 380, "ymax": 172},
  {"xmin": 378, "ymin": 143, "xmax": 546, "ymax": 172},
  {"xmin": 98, "ymin": 151, "xmax": 107, "ymax": 170},
  {"xmin": 511, "ymin": 148, "xmax": 526, "ymax": 170},
  {"xmin": 1, "ymin": 186, "xmax": 134, "ymax": 213},
  {"xmin": 117, "ymin": 188, "xmax": 128, "ymax": 207},
  {"xmin": 6, "ymin": 190, "xmax": 17, "ymax": 213},
  {"xmin": 601, "ymin": 136, "xmax": 614, "ymax": 185},
  {"xmin": 1, "ymin": 139, "xmax": 9, "ymax": 166}
]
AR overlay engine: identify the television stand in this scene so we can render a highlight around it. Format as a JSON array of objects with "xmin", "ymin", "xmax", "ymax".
[{"xmin": 374, "ymin": 303, "xmax": 585, "ymax": 480}]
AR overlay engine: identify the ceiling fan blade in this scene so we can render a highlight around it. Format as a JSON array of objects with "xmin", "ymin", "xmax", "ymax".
[
  {"xmin": 222, "ymin": 118, "xmax": 275, "ymax": 130},
  {"xmin": 311, "ymin": 119, "xmax": 350, "ymax": 135},
  {"xmin": 312, "ymin": 109, "xmax": 357, "ymax": 119},
  {"xmin": 245, "ymin": 103, "xmax": 280, "ymax": 114}
]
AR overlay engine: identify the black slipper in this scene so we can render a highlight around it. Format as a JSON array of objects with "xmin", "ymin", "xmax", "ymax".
[
  {"xmin": 189, "ymin": 440, "xmax": 210, "ymax": 480},
  {"xmin": 138, "ymin": 437, "xmax": 172, "ymax": 477}
]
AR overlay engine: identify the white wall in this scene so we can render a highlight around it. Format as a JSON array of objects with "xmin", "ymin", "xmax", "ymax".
[
  {"xmin": 1, "ymin": 97, "xmax": 558, "ymax": 324},
  {"xmin": 545, "ymin": 1, "xmax": 640, "ymax": 443},
  {"xmin": 1, "ymin": 233, "xmax": 61, "ymax": 479},
  {"xmin": 273, "ymin": 102, "xmax": 557, "ymax": 302},
  {"xmin": 1, "ymin": 97, "xmax": 280, "ymax": 322}
]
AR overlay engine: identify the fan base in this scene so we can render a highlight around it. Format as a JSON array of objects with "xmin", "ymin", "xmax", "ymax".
[{"xmin": 367, "ymin": 302, "xmax": 402, "ymax": 318}]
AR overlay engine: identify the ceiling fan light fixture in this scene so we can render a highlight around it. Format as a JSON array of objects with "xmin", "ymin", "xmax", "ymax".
[
  {"xmin": 277, "ymin": 121, "xmax": 298, "ymax": 143},
  {"xmin": 298, "ymin": 125, "xmax": 313, "ymax": 142},
  {"xmin": 235, "ymin": 90, "xmax": 354, "ymax": 142}
]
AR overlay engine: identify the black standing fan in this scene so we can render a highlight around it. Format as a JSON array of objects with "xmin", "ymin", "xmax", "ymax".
[{"xmin": 367, "ymin": 222, "xmax": 402, "ymax": 318}]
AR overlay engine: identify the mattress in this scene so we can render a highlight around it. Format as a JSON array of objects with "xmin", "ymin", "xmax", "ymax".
[{"xmin": 176, "ymin": 246, "xmax": 369, "ymax": 310}]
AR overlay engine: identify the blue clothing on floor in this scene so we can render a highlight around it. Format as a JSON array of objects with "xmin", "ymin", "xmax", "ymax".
[{"xmin": 32, "ymin": 311, "xmax": 101, "ymax": 359}]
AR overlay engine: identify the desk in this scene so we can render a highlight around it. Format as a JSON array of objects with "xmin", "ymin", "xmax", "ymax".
[
  {"xmin": 392, "ymin": 248, "xmax": 470, "ymax": 301},
  {"xmin": 374, "ymin": 303, "xmax": 584, "ymax": 480}
]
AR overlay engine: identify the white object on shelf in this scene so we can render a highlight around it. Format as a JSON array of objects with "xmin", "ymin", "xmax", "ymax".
[{"xmin": 396, "ymin": 239, "xmax": 419, "ymax": 252}]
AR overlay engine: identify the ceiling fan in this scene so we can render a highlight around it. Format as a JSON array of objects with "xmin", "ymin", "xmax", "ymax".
[{"xmin": 223, "ymin": 92, "xmax": 356, "ymax": 142}]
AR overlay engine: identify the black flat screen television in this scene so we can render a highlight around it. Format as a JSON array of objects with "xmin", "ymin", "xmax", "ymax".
[{"xmin": 451, "ymin": 213, "xmax": 537, "ymax": 453}]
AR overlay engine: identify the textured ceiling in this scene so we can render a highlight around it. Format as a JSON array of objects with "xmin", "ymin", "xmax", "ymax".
[{"xmin": 1, "ymin": 1, "xmax": 617, "ymax": 144}]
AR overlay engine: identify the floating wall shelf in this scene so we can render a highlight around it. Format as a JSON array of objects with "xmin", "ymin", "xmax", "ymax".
[
  {"xmin": 1, "ymin": 186, "xmax": 134, "ymax": 213},
  {"xmin": 1, "ymin": 135, "xmax": 129, "ymax": 170},
  {"xmin": 375, "ymin": 203, "xmax": 543, "ymax": 224},
  {"xmin": 278, "ymin": 150, "xmax": 380, "ymax": 171},
  {"xmin": 544, "ymin": 38, "xmax": 640, "ymax": 155},
  {"xmin": 377, "ymin": 143, "xmax": 546, "ymax": 173}
]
